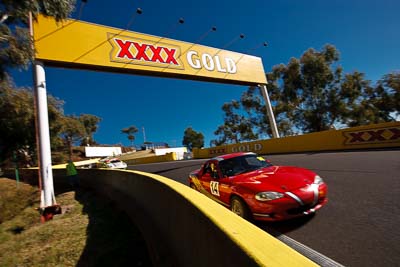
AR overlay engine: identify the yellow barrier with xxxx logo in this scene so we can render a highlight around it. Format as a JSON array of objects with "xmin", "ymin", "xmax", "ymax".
[{"xmin": 194, "ymin": 122, "xmax": 400, "ymax": 158}]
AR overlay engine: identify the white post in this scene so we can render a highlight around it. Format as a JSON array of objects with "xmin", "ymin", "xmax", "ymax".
[
  {"xmin": 260, "ymin": 84, "xmax": 280, "ymax": 138},
  {"xmin": 34, "ymin": 61, "xmax": 56, "ymax": 208}
]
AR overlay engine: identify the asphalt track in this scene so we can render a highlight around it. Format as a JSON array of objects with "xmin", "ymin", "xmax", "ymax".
[{"xmin": 128, "ymin": 149, "xmax": 400, "ymax": 267}]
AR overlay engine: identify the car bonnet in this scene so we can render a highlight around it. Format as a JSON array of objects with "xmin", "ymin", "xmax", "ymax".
[{"xmin": 234, "ymin": 166, "xmax": 316, "ymax": 192}]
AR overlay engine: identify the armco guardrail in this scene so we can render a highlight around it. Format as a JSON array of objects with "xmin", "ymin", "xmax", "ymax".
[
  {"xmin": 9, "ymin": 168, "xmax": 317, "ymax": 267},
  {"xmin": 193, "ymin": 121, "xmax": 400, "ymax": 158}
]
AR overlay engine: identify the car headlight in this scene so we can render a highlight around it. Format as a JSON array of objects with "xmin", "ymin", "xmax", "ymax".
[
  {"xmin": 255, "ymin": 191, "xmax": 284, "ymax": 201},
  {"xmin": 314, "ymin": 175, "xmax": 324, "ymax": 185}
]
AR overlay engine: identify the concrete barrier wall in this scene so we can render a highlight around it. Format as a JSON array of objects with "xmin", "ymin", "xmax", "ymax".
[
  {"xmin": 193, "ymin": 121, "xmax": 400, "ymax": 158},
  {"xmin": 124, "ymin": 152, "xmax": 177, "ymax": 165},
  {"xmin": 8, "ymin": 168, "xmax": 317, "ymax": 267}
]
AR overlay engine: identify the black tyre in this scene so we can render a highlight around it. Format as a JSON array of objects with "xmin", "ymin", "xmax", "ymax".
[{"xmin": 230, "ymin": 196, "xmax": 251, "ymax": 220}]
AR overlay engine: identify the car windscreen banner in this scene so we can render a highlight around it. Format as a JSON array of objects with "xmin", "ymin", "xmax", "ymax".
[{"xmin": 33, "ymin": 15, "xmax": 267, "ymax": 85}]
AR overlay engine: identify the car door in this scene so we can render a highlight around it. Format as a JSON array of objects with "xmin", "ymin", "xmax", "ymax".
[
  {"xmin": 213, "ymin": 162, "xmax": 232, "ymax": 205},
  {"xmin": 200, "ymin": 161, "xmax": 231, "ymax": 206},
  {"xmin": 198, "ymin": 161, "xmax": 222, "ymax": 201}
]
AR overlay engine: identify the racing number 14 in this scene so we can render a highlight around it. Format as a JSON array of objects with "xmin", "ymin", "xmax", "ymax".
[{"xmin": 210, "ymin": 181, "xmax": 220, "ymax": 196}]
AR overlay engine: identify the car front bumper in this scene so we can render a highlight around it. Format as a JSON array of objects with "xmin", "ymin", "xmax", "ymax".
[
  {"xmin": 252, "ymin": 198, "xmax": 328, "ymax": 221},
  {"xmin": 249, "ymin": 184, "xmax": 328, "ymax": 221}
]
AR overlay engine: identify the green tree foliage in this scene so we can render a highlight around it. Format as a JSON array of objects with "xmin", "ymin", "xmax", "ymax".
[
  {"xmin": 345, "ymin": 72, "xmax": 400, "ymax": 126},
  {"xmin": 60, "ymin": 115, "xmax": 86, "ymax": 159},
  {"xmin": 0, "ymin": 1, "xmax": 104, "ymax": 165},
  {"xmin": 0, "ymin": 76, "xmax": 65, "ymax": 164},
  {"xmin": 121, "ymin": 125, "xmax": 138, "ymax": 147},
  {"xmin": 0, "ymin": 77, "xmax": 35, "ymax": 161},
  {"xmin": 182, "ymin": 127, "xmax": 204, "ymax": 150},
  {"xmin": 211, "ymin": 101, "xmax": 258, "ymax": 146},
  {"xmin": 271, "ymin": 44, "xmax": 344, "ymax": 133},
  {"xmin": 0, "ymin": 76, "xmax": 101, "ymax": 165},
  {"xmin": 0, "ymin": 0, "xmax": 76, "ymax": 78},
  {"xmin": 79, "ymin": 114, "xmax": 101, "ymax": 146},
  {"xmin": 212, "ymin": 45, "xmax": 399, "ymax": 145}
]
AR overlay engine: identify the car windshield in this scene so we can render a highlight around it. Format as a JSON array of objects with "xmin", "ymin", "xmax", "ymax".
[{"xmin": 219, "ymin": 154, "xmax": 273, "ymax": 177}]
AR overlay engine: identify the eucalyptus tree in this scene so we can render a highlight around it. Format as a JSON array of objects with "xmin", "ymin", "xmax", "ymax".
[
  {"xmin": 0, "ymin": 78, "xmax": 35, "ymax": 162},
  {"xmin": 60, "ymin": 115, "xmax": 86, "ymax": 159},
  {"xmin": 280, "ymin": 44, "xmax": 344, "ymax": 132},
  {"xmin": 0, "ymin": 76, "xmax": 65, "ymax": 164},
  {"xmin": 182, "ymin": 127, "xmax": 204, "ymax": 150},
  {"xmin": 121, "ymin": 125, "xmax": 138, "ymax": 147},
  {"xmin": 211, "ymin": 101, "xmax": 258, "ymax": 147},
  {"xmin": 364, "ymin": 72, "xmax": 400, "ymax": 122},
  {"xmin": 0, "ymin": 0, "xmax": 76, "ymax": 79},
  {"xmin": 213, "ymin": 44, "xmax": 399, "ymax": 145},
  {"xmin": 79, "ymin": 114, "xmax": 101, "ymax": 146}
]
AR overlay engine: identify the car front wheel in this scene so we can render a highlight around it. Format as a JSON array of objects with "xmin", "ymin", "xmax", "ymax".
[{"xmin": 230, "ymin": 196, "xmax": 250, "ymax": 220}]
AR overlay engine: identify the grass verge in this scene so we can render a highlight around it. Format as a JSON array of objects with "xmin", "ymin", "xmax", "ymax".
[{"xmin": 0, "ymin": 177, "xmax": 152, "ymax": 267}]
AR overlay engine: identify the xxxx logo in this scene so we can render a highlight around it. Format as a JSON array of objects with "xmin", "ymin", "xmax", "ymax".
[
  {"xmin": 108, "ymin": 33, "xmax": 183, "ymax": 69},
  {"xmin": 343, "ymin": 127, "xmax": 400, "ymax": 145},
  {"xmin": 209, "ymin": 148, "xmax": 226, "ymax": 155}
]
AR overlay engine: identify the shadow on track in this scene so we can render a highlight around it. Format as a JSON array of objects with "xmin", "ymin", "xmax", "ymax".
[{"xmin": 254, "ymin": 214, "xmax": 315, "ymax": 236}]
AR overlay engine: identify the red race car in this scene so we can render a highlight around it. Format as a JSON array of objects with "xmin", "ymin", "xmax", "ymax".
[{"xmin": 188, "ymin": 152, "xmax": 328, "ymax": 221}]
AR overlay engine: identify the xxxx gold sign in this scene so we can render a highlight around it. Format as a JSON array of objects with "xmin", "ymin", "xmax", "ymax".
[
  {"xmin": 343, "ymin": 126, "xmax": 400, "ymax": 145},
  {"xmin": 109, "ymin": 34, "xmax": 184, "ymax": 69},
  {"xmin": 208, "ymin": 143, "xmax": 263, "ymax": 156},
  {"xmin": 33, "ymin": 15, "xmax": 267, "ymax": 85}
]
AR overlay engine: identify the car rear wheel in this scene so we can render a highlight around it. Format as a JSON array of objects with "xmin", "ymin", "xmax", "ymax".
[{"xmin": 230, "ymin": 196, "xmax": 250, "ymax": 220}]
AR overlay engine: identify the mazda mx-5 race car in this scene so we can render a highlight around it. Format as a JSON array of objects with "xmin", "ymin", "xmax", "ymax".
[
  {"xmin": 98, "ymin": 157, "xmax": 127, "ymax": 169},
  {"xmin": 188, "ymin": 152, "xmax": 328, "ymax": 221}
]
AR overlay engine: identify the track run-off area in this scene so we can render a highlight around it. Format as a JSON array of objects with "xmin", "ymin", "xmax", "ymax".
[{"xmin": 128, "ymin": 149, "xmax": 400, "ymax": 267}]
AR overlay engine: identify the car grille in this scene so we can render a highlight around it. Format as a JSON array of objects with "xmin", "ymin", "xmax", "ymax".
[{"xmin": 286, "ymin": 204, "xmax": 313, "ymax": 215}]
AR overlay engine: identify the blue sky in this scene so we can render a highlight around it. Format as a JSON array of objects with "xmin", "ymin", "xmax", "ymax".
[{"xmin": 11, "ymin": 0, "xmax": 400, "ymax": 147}]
